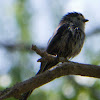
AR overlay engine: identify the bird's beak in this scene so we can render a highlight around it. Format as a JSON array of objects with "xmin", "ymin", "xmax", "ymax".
[{"xmin": 83, "ymin": 19, "xmax": 89, "ymax": 22}]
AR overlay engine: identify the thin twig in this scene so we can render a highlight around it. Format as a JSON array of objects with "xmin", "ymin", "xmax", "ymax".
[{"xmin": 0, "ymin": 45, "xmax": 100, "ymax": 100}]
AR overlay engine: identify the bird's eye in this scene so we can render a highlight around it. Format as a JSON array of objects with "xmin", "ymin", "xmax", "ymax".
[{"xmin": 77, "ymin": 18, "xmax": 80, "ymax": 20}]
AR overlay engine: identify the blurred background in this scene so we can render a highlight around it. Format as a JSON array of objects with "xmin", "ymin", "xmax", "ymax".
[{"xmin": 0, "ymin": 0, "xmax": 100, "ymax": 100}]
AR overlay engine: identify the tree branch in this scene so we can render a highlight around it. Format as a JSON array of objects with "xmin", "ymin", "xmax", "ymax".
[
  {"xmin": 0, "ymin": 43, "xmax": 45, "ymax": 52},
  {"xmin": 0, "ymin": 62, "xmax": 100, "ymax": 100},
  {"xmin": 0, "ymin": 45, "xmax": 100, "ymax": 100}
]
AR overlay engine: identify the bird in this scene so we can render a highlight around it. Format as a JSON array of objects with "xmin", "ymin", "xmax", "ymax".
[{"xmin": 19, "ymin": 12, "xmax": 88, "ymax": 100}]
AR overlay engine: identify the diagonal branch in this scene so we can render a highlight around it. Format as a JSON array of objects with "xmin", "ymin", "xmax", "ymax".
[
  {"xmin": 0, "ymin": 62, "xmax": 100, "ymax": 100},
  {"xmin": 0, "ymin": 45, "xmax": 100, "ymax": 100}
]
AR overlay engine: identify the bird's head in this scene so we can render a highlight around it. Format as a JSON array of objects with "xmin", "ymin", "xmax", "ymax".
[{"xmin": 60, "ymin": 12, "xmax": 89, "ymax": 30}]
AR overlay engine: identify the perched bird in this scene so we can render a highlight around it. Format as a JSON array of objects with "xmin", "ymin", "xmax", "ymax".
[
  {"xmin": 20, "ymin": 12, "xmax": 88, "ymax": 100},
  {"xmin": 37, "ymin": 12, "xmax": 88, "ymax": 74}
]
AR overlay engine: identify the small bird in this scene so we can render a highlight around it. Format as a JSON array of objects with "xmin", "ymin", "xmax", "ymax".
[
  {"xmin": 20, "ymin": 12, "xmax": 88, "ymax": 100},
  {"xmin": 37, "ymin": 12, "xmax": 88, "ymax": 74}
]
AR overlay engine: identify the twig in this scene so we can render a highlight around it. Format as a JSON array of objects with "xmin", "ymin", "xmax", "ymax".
[{"xmin": 0, "ymin": 45, "xmax": 100, "ymax": 100}]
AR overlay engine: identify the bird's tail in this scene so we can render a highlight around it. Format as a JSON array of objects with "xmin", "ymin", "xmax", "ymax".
[{"xmin": 19, "ymin": 60, "xmax": 58, "ymax": 100}]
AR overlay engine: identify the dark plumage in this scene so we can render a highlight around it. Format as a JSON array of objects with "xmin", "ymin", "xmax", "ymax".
[
  {"xmin": 37, "ymin": 12, "xmax": 88, "ymax": 73},
  {"xmin": 20, "ymin": 12, "xmax": 88, "ymax": 100}
]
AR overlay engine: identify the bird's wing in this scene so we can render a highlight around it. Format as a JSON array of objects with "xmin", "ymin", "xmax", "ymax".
[{"xmin": 46, "ymin": 23, "xmax": 70, "ymax": 55}]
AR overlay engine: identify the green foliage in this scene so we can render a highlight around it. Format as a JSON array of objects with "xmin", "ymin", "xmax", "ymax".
[{"xmin": 15, "ymin": 0, "xmax": 31, "ymax": 43}]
